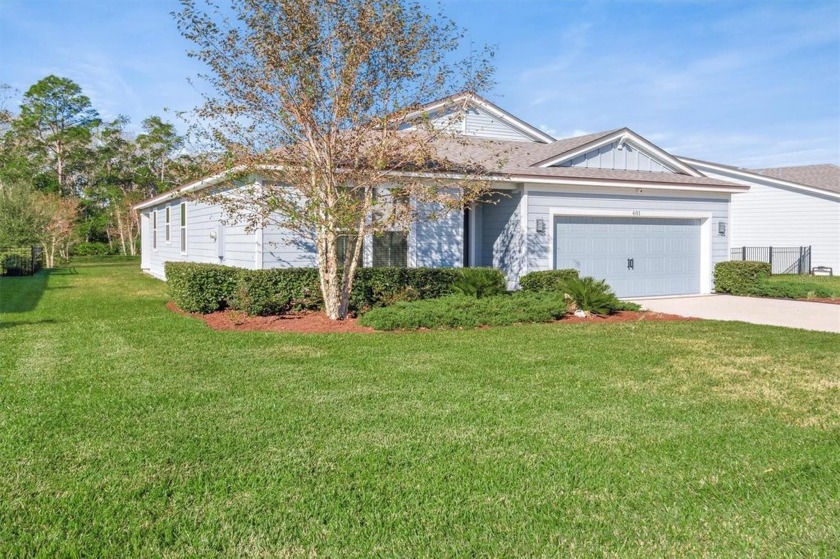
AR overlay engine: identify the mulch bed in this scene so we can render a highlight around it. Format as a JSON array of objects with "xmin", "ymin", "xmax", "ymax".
[{"xmin": 167, "ymin": 302, "xmax": 693, "ymax": 334}]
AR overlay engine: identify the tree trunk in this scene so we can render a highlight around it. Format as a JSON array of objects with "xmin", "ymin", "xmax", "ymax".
[
  {"xmin": 318, "ymin": 227, "xmax": 344, "ymax": 320},
  {"xmin": 116, "ymin": 208, "xmax": 127, "ymax": 256}
]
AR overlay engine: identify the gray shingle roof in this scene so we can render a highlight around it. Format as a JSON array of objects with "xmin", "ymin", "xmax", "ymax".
[
  {"xmin": 433, "ymin": 133, "xmax": 743, "ymax": 189},
  {"xmin": 750, "ymin": 164, "xmax": 840, "ymax": 195}
]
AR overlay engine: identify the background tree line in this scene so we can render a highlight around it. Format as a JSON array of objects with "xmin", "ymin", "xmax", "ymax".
[{"xmin": 0, "ymin": 76, "xmax": 210, "ymax": 265}]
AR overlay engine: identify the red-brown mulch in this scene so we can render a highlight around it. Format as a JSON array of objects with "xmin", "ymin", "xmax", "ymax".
[
  {"xmin": 168, "ymin": 301, "xmax": 694, "ymax": 333},
  {"xmin": 166, "ymin": 301, "xmax": 375, "ymax": 333},
  {"xmin": 560, "ymin": 310, "xmax": 693, "ymax": 324}
]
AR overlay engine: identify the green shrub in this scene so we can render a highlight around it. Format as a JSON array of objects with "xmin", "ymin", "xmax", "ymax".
[
  {"xmin": 164, "ymin": 262, "xmax": 243, "ymax": 313},
  {"xmin": 359, "ymin": 292, "xmax": 568, "ymax": 331},
  {"xmin": 451, "ymin": 267, "xmax": 507, "ymax": 298},
  {"xmin": 558, "ymin": 276, "xmax": 625, "ymax": 316},
  {"xmin": 750, "ymin": 280, "xmax": 833, "ymax": 300},
  {"xmin": 714, "ymin": 261, "xmax": 771, "ymax": 295},
  {"xmin": 231, "ymin": 268, "xmax": 322, "ymax": 316},
  {"xmin": 1, "ymin": 253, "xmax": 30, "ymax": 276},
  {"xmin": 71, "ymin": 242, "xmax": 117, "ymax": 256},
  {"xmin": 350, "ymin": 267, "xmax": 462, "ymax": 311},
  {"xmin": 519, "ymin": 269, "xmax": 580, "ymax": 292}
]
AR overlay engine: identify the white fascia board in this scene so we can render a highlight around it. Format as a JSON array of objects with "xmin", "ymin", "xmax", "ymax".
[
  {"xmin": 537, "ymin": 129, "xmax": 704, "ymax": 177},
  {"xmin": 508, "ymin": 175, "xmax": 748, "ymax": 194},
  {"xmin": 681, "ymin": 158, "xmax": 840, "ymax": 200},
  {"xmin": 133, "ymin": 166, "xmax": 248, "ymax": 210}
]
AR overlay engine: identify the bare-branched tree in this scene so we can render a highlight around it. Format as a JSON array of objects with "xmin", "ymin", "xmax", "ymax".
[{"xmin": 175, "ymin": 0, "xmax": 501, "ymax": 320}]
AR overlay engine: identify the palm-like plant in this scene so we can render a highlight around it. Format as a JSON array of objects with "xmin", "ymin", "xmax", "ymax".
[
  {"xmin": 559, "ymin": 276, "xmax": 622, "ymax": 315},
  {"xmin": 452, "ymin": 268, "xmax": 507, "ymax": 299}
]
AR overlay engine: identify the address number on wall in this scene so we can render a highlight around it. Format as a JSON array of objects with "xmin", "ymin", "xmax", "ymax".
[{"xmin": 632, "ymin": 210, "xmax": 642, "ymax": 216}]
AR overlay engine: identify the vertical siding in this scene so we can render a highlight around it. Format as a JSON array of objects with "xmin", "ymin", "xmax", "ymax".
[
  {"xmin": 525, "ymin": 188, "xmax": 730, "ymax": 289},
  {"xmin": 142, "ymin": 194, "xmax": 258, "ymax": 280},
  {"xmin": 558, "ymin": 141, "xmax": 674, "ymax": 173},
  {"xmin": 697, "ymin": 168, "xmax": 840, "ymax": 271},
  {"xmin": 479, "ymin": 191, "xmax": 524, "ymax": 287}
]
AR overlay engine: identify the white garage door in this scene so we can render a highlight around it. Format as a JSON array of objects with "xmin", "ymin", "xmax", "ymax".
[{"xmin": 554, "ymin": 216, "xmax": 702, "ymax": 297}]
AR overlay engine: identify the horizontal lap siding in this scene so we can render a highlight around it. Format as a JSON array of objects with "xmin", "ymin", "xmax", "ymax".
[
  {"xmin": 464, "ymin": 108, "xmax": 535, "ymax": 142},
  {"xmin": 263, "ymin": 224, "xmax": 317, "ymax": 268},
  {"xmin": 729, "ymin": 181, "xmax": 839, "ymax": 271},
  {"xmin": 413, "ymin": 198, "xmax": 463, "ymax": 268},
  {"xmin": 526, "ymin": 187, "xmax": 730, "ymax": 280},
  {"xmin": 480, "ymin": 191, "xmax": 524, "ymax": 287},
  {"xmin": 142, "ymin": 197, "xmax": 257, "ymax": 280}
]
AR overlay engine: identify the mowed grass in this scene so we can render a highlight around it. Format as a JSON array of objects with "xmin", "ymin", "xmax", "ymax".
[
  {"xmin": 1, "ymin": 260, "xmax": 838, "ymax": 557},
  {"xmin": 766, "ymin": 273, "xmax": 840, "ymax": 297}
]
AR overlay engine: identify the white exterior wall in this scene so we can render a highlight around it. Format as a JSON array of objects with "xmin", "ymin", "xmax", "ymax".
[
  {"xmin": 524, "ymin": 185, "xmax": 731, "ymax": 294},
  {"xmin": 141, "ymin": 195, "xmax": 258, "ymax": 280},
  {"xmin": 695, "ymin": 167, "xmax": 840, "ymax": 271}
]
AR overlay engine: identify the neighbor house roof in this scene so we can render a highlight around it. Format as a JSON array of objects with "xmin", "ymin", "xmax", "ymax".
[
  {"xmin": 680, "ymin": 157, "xmax": 840, "ymax": 198},
  {"xmin": 750, "ymin": 164, "xmax": 840, "ymax": 195}
]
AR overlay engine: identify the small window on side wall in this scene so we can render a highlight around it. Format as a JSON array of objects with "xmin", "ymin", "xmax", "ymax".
[
  {"xmin": 372, "ymin": 231, "xmax": 408, "ymax": 267},
  {"xmin": 165, "ymin": 207, "xmax": 171, "ymax": 243},
  {"xmin": 180, "ymin": 203, "xmax": 187, "ymax": 254},
  {"xmin": 152, "ymin": 211, "xmax": 157, "ymax": 250}
]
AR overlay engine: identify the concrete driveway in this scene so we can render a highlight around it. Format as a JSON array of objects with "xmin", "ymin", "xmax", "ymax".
[{"xmin": 631, "ymin": 295, "xmax": 840, "ymax": 333}]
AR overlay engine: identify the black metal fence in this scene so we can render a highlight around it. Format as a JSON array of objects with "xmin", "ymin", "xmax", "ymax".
[
  {"xmin": 0, "ymin": 246, "xmax": 43, "ymax": 276},
  {"xmin": 730, "ymin": 246, "xmax": 811, "ymax": 275}
]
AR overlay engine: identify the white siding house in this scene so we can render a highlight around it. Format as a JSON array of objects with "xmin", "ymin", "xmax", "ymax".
[
  {"xmin": 682, "ymin": 160, "xmax": 840, "ymax": 272},
  {"xmin": 136, "ymin": 92, "xmax": 751, "ymax": 297}
]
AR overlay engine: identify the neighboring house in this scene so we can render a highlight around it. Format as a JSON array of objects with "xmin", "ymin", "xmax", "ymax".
[
  {"xmin": 135, "ymin": 93, "xmax": 749, "ymax": 298},
  {"xmin": 681, "ymin": 160, "xmax": 840, "ymax": 272}
]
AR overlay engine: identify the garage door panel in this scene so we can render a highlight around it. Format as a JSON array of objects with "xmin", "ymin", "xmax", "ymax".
[{"xmin": 554, "ymin": 216, "xmax": 701, "ymax": 297}]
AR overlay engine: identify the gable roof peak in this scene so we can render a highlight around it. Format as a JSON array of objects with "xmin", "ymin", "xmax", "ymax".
[{"xmin": 406, "ymin": 91, "xmax": 556, "ymax": 144}]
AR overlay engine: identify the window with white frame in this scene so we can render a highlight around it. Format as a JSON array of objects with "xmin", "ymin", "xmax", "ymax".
[
  {"xmin": 152, "ymin": 211, "xmax": 157, "ymax": 250},
  {"xmin": 180, "ymin": 203, "xmax": 187, "ymax": 253},
  {"xmin": 165, "ymin": 206, "xmax": 171, "ymax": 243}
]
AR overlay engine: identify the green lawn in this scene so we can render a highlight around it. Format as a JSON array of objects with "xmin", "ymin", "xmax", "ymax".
[
  {"xmin": 1, "ymin": 260, "xmax": 838, "ymax": 557},
  {"xmin": 766, "ymin": 274, "xmax": 840, "ymax": 297}
]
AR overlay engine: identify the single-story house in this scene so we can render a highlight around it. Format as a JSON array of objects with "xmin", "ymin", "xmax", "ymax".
[
  {"xmin": 679, "ymin": 159, "xmax": 840, "ymax": 273},
  {"xmin": 134, "ymin": 93, "xmax": 751, "ymax": 298}
]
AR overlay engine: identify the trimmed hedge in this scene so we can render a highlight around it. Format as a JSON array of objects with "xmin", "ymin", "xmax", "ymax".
[
  {"xmin": 165, "ymin": 262, "xmax": 242, "ymax": 313},
  {"xmin": 71, "ymin": 242, "xmax": 118, "ymax": 256},
  {"xmin": 350, "ymin": 267, "xmax": 463, "ymax": 311},
  {"xmin": 359, "ymin": 292, "xmax": 568, "ymax": 331},
  {"xmin": 232, "ymin": 268, "xmax": 322, "ymax": 316},
  {"xmin": 164, "ymin": 262, "xmax": 476, "ymax": 315},
  {"xmin": 519, "ymin": 269, "xmax": 580, "ymax": 292},
  {"xmin": 714, "ymin": 261, "xmax": 771, "ymax": 295}
]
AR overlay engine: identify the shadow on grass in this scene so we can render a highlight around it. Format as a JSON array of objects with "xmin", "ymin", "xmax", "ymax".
[
  {"xmin": 0, "ymin": 269, "xmax": 52, "ymax": 314},
  {"xmin": 0, "ymin": 318, "xmax": 61, "ymax": 329}
]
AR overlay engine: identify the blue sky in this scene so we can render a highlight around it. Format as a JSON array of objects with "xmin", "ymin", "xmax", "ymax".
[{"xmin": 1, "ymin": 0, "xmax": 838, "ymax": 167}]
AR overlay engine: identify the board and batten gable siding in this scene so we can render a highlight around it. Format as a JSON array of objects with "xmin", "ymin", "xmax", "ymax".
[
  {"xmin": 479, "ymin": 190, "xmax": 524, "ymax": 287},
  {"xmin": 556, "ymin": 142, "xmax": 675, "ymax": 173},
  {"xmin": 142, "ymin": 195, "xmax": 257, "ymax": 280},
  {"xmin": 525, "ymin": 188, "xmax": 730, "ymax": 289},
  {"xmin": 696, "ymin": 168, "xmax": 840, "ymax": 271}
]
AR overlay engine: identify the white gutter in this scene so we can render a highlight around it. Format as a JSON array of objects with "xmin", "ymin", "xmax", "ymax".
[{"xmin": 133, "ymin": 163, "xmax": 747, "ymax": 211}]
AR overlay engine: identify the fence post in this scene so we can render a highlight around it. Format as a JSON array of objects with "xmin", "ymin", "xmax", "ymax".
[
  {"xmin": 798, "ymin": 247, "xmax": 804, "ymax": 275},
  {"xmin": 742, "ymin": 246, "xmax": 746, "ymax": 260},
  {"xmin": 768, "ymin": 246, "xmax": 773, "ymax": 273}
]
